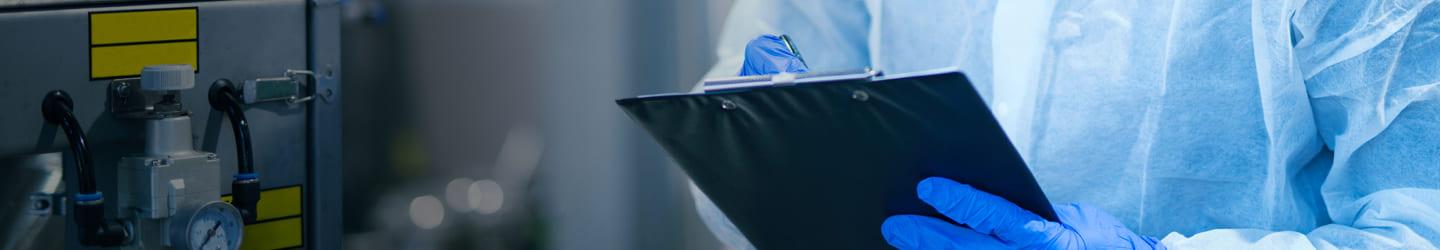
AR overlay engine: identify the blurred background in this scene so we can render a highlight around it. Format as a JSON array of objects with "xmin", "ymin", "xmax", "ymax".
[{"xmin": 338, "ymin": 0, "xmax": 732, "ymax": 249}]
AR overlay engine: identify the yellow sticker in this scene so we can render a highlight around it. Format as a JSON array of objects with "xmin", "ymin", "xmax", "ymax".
[
  {"xmin": 89, "ymin": 8, "xmax": 198, "ymax": 80},
  {"xmin": 223, "ymin": 185, "xmax": 304, "ymax": 250},
  {"xmin": 90, "ymin": 41, "xmax": 197, "ymax": 79},
  {"xmin": 90, "ymin": 8, "xmax": 197, "ymax": 45},
  {"xmin": 238, "ymin": 217, "xmax": 303, "ymax": 250}
]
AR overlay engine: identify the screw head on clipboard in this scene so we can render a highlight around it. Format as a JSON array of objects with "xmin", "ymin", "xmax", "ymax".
[
  {"xmin": 851, "ymin": 90, "xmax": 870, "ymax": 102},
  {"xmin": 720, "ymin": 100, "xmax": 738, "ymax": 110}
]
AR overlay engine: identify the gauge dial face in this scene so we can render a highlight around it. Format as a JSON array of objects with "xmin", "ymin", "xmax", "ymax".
[{"xmin": 182, "ymin": 202, "xmax": 244, "ymax": 250}]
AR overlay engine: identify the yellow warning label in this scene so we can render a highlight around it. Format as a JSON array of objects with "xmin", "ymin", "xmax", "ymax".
[
  {"xmin": 222, "ymin": 185, "xmax": 302, "ymax": 221},
  {"xmin": 89, "ymin": 7, "xmax": 198, "ymax": 80},
  {"xmin": 90, "ymin": 8, "xmax": 197, "ymax": 45},
  {"xmin": 223, "ymin": 185, "xmax": 304, "ymax": 250},
  {"xmin": 238, "ymin": 217, "xmax": 302, "ymax": 250},
  {"xmin": 90, "ymin": 42, "xmax": 197, "ymax": 80}
]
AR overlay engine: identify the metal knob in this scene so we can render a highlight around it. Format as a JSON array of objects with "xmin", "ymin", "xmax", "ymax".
[{"xmin": 140, "ymin": 64, "xmax": 195, "ymax": 91}]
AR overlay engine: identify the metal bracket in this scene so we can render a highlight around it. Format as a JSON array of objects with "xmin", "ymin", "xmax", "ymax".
[
  {"xmin": 107, "ymin": 78, "xmax": 145, "ymax": 114},
  {"xmin": 241, "ymin": 69, "xmax": 319, "ymax": 106},
  {"xmin": 28, "ymin": 192, "xmax": 66, "ymax": 216},
  {"xmin": 108, "ymin": 78, "xmax": 191, "ymax": 119},
  {"xmin": 287, "ymin": 69, "xmax": 320, "ymax": 104}
]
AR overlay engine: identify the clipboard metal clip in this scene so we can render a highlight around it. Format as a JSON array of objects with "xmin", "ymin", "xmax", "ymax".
[{"xmin": 700, "ymin": 68, "xmax": 880, "ymax": 93}]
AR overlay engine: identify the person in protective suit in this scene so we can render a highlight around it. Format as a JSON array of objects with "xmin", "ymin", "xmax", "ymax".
[{"xmin": 689, "ymin": 1, "xmax": 1440, "ymax": 249}]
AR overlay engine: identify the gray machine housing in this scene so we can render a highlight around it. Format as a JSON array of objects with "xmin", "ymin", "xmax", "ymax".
[
  {"xmin": 116, "ymin": 115, "xmax": 226, "ymax": 247},
  {"xmin": 0, "ymin": 0, "xmax": 342, "ymax": 248}
]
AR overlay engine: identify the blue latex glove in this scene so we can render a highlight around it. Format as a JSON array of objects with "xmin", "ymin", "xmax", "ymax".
[
  {"xmin": 882, "ymin": 177, "xmax": 1165, "ymax": 250},
  {"xmin": 738, "ymin": 34, "xmax": 809, "ymax": 76}
]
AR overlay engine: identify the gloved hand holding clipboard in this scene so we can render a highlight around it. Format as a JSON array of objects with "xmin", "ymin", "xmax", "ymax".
[{"xmin": 616, "ymin": 67, "xmax": 1059, "ymax": 249}]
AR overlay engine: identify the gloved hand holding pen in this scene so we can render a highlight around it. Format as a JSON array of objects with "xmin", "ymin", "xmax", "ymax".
[{"xmin": 738, "ymin": 34, "xmax": 809, "ymax": 76}]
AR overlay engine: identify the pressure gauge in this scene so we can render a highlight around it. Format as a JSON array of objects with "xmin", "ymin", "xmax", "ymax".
[{"xmin": 171, "ymin": 201, "xmax": 245, "ymax": 250}]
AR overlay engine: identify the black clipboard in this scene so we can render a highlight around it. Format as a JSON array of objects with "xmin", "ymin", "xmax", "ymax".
[{"xmin": 616, "ymin": 68, "xmax": 1057, "ymax": 249}]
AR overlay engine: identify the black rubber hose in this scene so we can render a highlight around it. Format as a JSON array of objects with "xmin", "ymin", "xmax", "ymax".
[
  {"xmin": 42, "ymin": 91, "xmax": 96, "ymax": 194},
  {"xmin": 43, "ymin": 90, "xmax": 130, "ymax": 246},
  {"xmin": 209, "ymin": 79, "xmax": 261, "ymax": 223},
  {"xmin": 210, "ymin": 81, "xmax": 254, "ymax": 174}
]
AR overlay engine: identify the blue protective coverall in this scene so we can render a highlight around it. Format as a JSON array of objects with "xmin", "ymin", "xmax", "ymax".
[{"xmin": 689, "ymin": 0, "xmax": 1440, "ymax": 249}]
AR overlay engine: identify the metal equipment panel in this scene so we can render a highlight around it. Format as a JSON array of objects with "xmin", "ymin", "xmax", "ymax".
[{"xmin": 0, "ymin": 0, "xmax": 340, "ymax": 249}]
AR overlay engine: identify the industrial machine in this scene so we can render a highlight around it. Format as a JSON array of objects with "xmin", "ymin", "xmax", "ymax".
[{"xmin": 0, "ymin": 0, "xmax": 341, "ymax": 249}]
